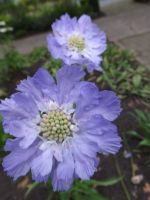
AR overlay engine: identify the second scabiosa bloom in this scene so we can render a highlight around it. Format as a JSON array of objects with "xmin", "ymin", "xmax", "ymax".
[
  {"xmin": 47, "ymin": 14, "xmax": 107, "ymax": 72},
  {"xmin": 0, "ymin": 66, "xmax": 121, "ymax": 191}
]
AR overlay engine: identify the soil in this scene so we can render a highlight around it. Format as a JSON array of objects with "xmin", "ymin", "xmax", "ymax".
[{"xmin": 0, "ymin": 68, "xmax": 150, "ymax": 200}]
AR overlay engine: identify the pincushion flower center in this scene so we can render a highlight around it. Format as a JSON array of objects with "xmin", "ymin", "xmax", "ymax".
[
  {"xmin": 39, "ymin": 110, "xmax": 72, "ymax": 142},
  {"xmin": 68, "ymin": 35, "xmax": 85, "ymax": 52}
]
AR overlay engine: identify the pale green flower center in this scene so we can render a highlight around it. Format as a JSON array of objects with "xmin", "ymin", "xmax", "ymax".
[
  {"xmin": 40, "ymin": 110, "xmax": 71, "ymax": 142},
  {"xmin": 68, "ymin": 35, "xmax": 85, "ymax": 52}
]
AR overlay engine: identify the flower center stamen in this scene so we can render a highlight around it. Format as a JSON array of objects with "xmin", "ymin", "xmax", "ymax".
[
  {"xmin": 39, "ymin": 110, "xmax": 71, "ymax": 142},
  {"xmin": 68, "ymin": 35, "xmax": 85, "ymax": 52}
]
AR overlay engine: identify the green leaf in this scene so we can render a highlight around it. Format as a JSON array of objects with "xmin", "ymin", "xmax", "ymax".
[
  {"xmin": 73, "ymin": 184, "xmax": 109, "ymax": 200},
  {"xmin": 134, "ymin": 109, "xmax": 147, "ymax": 122},
  {"xmin": 59, "ymin": 192, "xmax": 70, "ymax": 200},
  {"xmin": 132, "ymin": 74, "xmax": 141, "ymax": 87},
  {"xmin": 72, "ymin": 192, "xmax": 84, "ymax": 200},
  {"xmin": 127, "ymin": 131, "xmax": 141, "ymax": 139},
  {"xmin": 84, "ymin": 192, "xmax": 109, "ymax": 200},
  {"xmin": 80, "ymin": 176, "xmax": 123, "ymax": 187},
  {"xmin": 139, "ymin": 139, "xmax": 150, "ymax": 147},
  {"xmin": 71, "ymin": 180, "xmax": 110, "ymax": 200}
]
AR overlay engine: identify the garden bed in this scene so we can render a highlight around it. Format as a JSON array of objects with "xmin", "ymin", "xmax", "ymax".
[{"xmin": 0, "ymin": 43, "xmax": 150, "ymax": 200}]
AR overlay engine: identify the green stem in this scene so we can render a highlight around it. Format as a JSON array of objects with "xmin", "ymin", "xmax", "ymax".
[
  {"xmin": 122, "ymin": 132, "xmax": 136, "ymax": 176},
  {"xmin": 114, "ymin": 157, "xmax": 131, "ymax": 200}
]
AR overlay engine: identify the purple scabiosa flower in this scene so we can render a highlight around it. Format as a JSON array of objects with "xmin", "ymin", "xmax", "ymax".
[
  {"xmin": 47, "ymin": 14, "xmax": 107, "ymax": 72},
  {"xmin": 0, "ymin": 66, "xmax": 121, "ymax": 191}
]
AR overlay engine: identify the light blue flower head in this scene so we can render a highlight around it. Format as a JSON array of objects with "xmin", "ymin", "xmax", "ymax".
[
  {"xmin": 47, "ymin": 14, "xmax": 107, "ymax": 72},
  {"xmin": 0, "ymin": 66, "xmax": 121, "ymax": 191}
]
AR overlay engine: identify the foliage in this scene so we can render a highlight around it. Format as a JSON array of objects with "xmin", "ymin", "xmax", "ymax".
[
  {"xmin": 25, "ymin": 177, "xmax": 123, "ymax": 200},
  {"xmin": 58, "ymin": 177, "xmax": 122, "ymax": 200},
  {"xmin": 0, "ymin": 0, "xmax": 101, "ymax": 39},
  {"xmin": 96, "ymin": 44, "xmax": 150, "ymax": 100},
  {"xmin": 44, "ymin": 57, "xmax": 61, "ymax": 77},
  {"xmin": 0, "ymin": 47, "xmax": 48, "ymax": 84},
  {"xmin": 128, "ymin": 109, "xmax": 150, "ymax": 148},
  {"xmin": 1, "ymin": 43, "xmax": 150, "ymax": 101},
  {"xmin": 0, "ymin": 46, "xmax": 61, "ymax": 97}
]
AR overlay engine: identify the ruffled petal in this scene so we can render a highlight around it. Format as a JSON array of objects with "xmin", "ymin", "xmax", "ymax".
[
  {"xmin": 75, "ymin": 88, "xmax": 121, "ymax": 121},
  {"xmin": 52, "ymin": 148, "xmax": 74, "ymax": 191},
  {"xmin": 47, "ymin": 35, "xmax": 64, "ymax": 59},
  {"xmin": 17, "ymin": 68, "xmax": 57, "ymax": 106},
  {"xmin": 93, "ymin": 91, "xmax": 122, "ymax": 121},
  {"xmin": 74, "ymin": 82, "xmax": 100, "ymax": 119},
  {"xmin": 33, "ymin": 67, "xmax": 55, "ymax": 92},
  {"xmin": 31, "ymin": 148, "xmax": 53, "ymax": 181},
  {"xmin": 2, "ymin": 141, "xmax": 39, "ymax": 180},
  {"xmin": 0, "ymin": 92, "xmax": 38, "ymax": 121},
  {"xmin": 56, "ymin": 65, "xmax": 85, "ymax": 104},
  {"xmin": 73, "ymin": 135, "xmax": 98, "ymax": 158},
  {"xmin": 52, "ymin": 14, "xmax": 77, "ymax": 43},
  {"xmin": 3, "ymin": 119, "xmax": 40, "ymax": 148},
  {"xmin": 80, "ymin": 115, "xmax": 122, "ymax": 155},
  {"xmin": 73, "ymin": 146, "xmax": 97, "ymax": 180},
  {"xmin": 4, "ymin": 138, "xmax": 21, "ymax": 151}
]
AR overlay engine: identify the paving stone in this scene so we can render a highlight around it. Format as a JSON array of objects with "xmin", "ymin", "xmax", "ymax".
[
  {"xmin": 95, "ymin": 3, "xmax": 150, "ymax": 41},
  {"xmin": 0, "ymin": 32, "xmax": 49, "ymax": 58},
  {"xmin": 118, "ymin": 32, "xmax": 150, "ymax": 69},
  {"xmin": 13, "ymin": 32, "xmax": 49, "ymax": 54}
]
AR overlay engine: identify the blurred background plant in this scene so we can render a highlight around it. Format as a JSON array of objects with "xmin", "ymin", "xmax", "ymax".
[
  {"xmin": 0, "ymin": 46, "xmax": 61, "ymax": 97},
  {"xmin": 1, "ymin": 43, "xmax": 150, "ymax": 102},
  {"xmin": 0, "ymin": 0, "xmax": 103, "ymax": 40},
  {"xmin": 88, "ymin": 43, "xmax": 150, "ymax": 102},
  {"xmin": 128, "ymin": 109, "xmax": 150, "ymax": 148}
]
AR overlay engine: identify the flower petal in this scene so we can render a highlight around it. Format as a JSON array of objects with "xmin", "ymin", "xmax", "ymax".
[
  {"xmin": 56, "ymin": 65, "xmax": 85, "ymax": 104},
  {"xmin": 96, "ymin": 91, "xmax": 122, "ymax": 121},
  {"xmin": 31, "ymin": 148, "xmax": 53, "ymax": 180},
  {"xmin": 52, "ymin": 148, "xmax": 74, "ymax": 191},
  {"xmin": 17, "ymin": 67, "xmax": 57, "ymax": 105},
  {"xmin": 75, "ymin": 88, "xmax": 121, "ymax": 121},
  {"xmin": 3, "ymin": 119, "xmax": 40, "ymax": 148},
  {"xmin": 80, "ymin": 115, "xmax": 122, "ymax": 155},
  {"xmin": 73, "ymin": 147, "xmax": 97, "ymax": 180},
  {"xmin": 3, "ymin": 141, "xmax": 39, "ymax": 180},
  {"xmin": 0, "ymin": 92, "xmax": 38, "ymax": 121}
]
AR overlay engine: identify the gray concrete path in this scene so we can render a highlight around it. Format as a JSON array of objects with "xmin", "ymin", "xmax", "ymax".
[
  {"xmin": 1, "ymin": 0, "xmax": 150, "ymax": 69},
  {"xmin": 95, "ymin": 0, "xmax": 150, "ymax": 68},
  {"xmin": 0, "ymin": 32, "xmax": 48, "ymax": 56}
]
